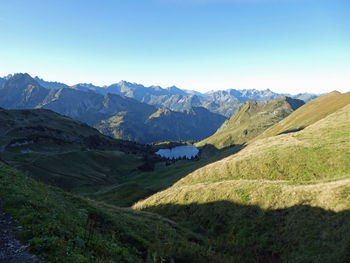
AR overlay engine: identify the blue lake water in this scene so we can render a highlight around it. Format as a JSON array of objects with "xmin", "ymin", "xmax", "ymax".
[{"xmin": 155, "ymin": 145, "xmax": 199, "ymax": 159}]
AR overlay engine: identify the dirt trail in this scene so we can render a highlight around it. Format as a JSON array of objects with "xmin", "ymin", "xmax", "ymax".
[{"xmin": 0, "ymin": 200, "xmax": 45, "ymax": 263}]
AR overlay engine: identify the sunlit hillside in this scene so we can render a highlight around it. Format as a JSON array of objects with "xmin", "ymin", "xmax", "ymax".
[
  {"xmin": 196, "ymin": 96, "xmax": 304, "ymax": 149},
  {"xmin": 134, "ymin": 100, "xmax": 350, "ymax": 262}
]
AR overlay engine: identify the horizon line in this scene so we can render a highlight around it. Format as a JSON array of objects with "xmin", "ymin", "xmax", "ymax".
[{"xmin": 1, "ymin": 72, "xmax": 325, "ymax": 96}]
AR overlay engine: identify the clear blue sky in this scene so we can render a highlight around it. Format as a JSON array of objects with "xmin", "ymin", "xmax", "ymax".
[{"xmin": 1, "ymin": 0, "xmax": 349, "ymax": 94}]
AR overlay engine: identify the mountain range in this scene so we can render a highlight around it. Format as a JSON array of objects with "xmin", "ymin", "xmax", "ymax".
[
  {"xmin": 0, "ymin": 73, "xmax": 226, "ymax": 143},
  {"xmin": 1, "ymin": 73, "xmax": 319, "ymax": 144},
  {"xmin": 32, "ymin": 74, "xmax": 318, "ymax": 117}
]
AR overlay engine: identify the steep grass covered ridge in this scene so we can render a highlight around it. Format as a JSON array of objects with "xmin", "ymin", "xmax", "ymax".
[
  {"xmin": 197, "ymin": 97, "xmax": 304, "ymax": 149},
  {"xmin": 255, "ymin": 91, "xmax": 350, "ymax": 140},
  {"xmin": 134, "ymin": 97, "xmax": 350, "ymax": 262},
  {"xmin": 186, "ymin": 96, "xmax": 350, "ymax": 184}
]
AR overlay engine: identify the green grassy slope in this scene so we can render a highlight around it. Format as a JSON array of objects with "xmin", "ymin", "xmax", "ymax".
[
  {"xmin": 175, "ymin": 102, "xmax": 350, "ymax": 185},
  {"xmin": 0, "ymin": 107, "xmax": 226, "ymax": 208},
  {"xmin": 134, "ymin": 101, "xmax": 350, "ymax": 262},
  {"xmin": 0, "ymin": 162, "xmax": 225, "ymax": 263},
  {"xmin": 254, "ymin": 91, "xmax": 350, "ymax": 140},
  {"xmin": 90, "ymin": 144, "xmax": 244, "ymax": 207},
  {"xmin": 134, "ymin": 178, "xmax": 350, "ymax": 262},
  {"xmin": 82, "ymin": 94, "xmax": 350, "ymax": 206},
  {"xmin": 196, "ymin": 97, "xmax": 304, "ymax": 149},
  {"xmin": 0, "ymin": 108, "xmax": 162, "ymax": 201},
  {"xmin": 0, "ymin": 108, "xmax": 99, "ymax": 152},
  {"xmin": 0, "ymin": 107, "xmax": 231, "ymax": 207},
  {"xmin": 8, "ymin": 150, "xmax": 144, "ymax": 193}
]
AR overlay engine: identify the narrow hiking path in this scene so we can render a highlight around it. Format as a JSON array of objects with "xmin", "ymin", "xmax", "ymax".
[{"xmin": 0, "ymin": 200, "xmax": 45, "ymax": 263}]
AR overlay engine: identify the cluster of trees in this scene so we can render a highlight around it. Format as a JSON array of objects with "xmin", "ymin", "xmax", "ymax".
[
  {"xmin": 150, "ymin": 140, "xmax": 197, "ymax": 150},
  {"xmin": 165, "ymin": 155, "xmax": 199, "ymax": 166}
]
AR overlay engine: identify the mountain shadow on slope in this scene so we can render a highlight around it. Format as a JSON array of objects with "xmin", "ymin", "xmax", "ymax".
[
  {"xmin": 89, "ymin": 143, "xmax": 246, "ymax": 207},
  {"xmin": 138, "ymin": 201, "xmax": 350, "ymax": 263}
]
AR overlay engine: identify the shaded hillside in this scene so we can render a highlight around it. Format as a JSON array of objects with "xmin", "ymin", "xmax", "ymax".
[
  {"xmin": 0, "ymin": 73, "xmax": 52, "ymax": 109},
  {"xmin": 41, "ymin": 89, "xmax": 154, "ymax": 127},
  {"xmin": 134, "ymin": 181, "xmax": 350, "ymax": 263},
  {"xmin": 97, "ymin": 107, "xmax": 226, "ymax": 143},
  {"xmin": 91, "ymin": 144, "xmax": 244, "ymax": 207},
  {"xmin": 0, "ymin": 108, "xmax": 147, "ymax": 153},
  {"xmin": 0, "ymin": 105, "xmax": 225, "ymax": 207},
  {"xmin": 0, "ymin": 108, "xmax": 161, "ymax": 195},
  {"xmin": 0, "ymin": 162, "xmax": 218, "ymax": 263},
  {"xmin": 10, "ymin": 150, "xmax": 149, "ymax": 193},
  {"xmin": 0, "ymin": 77, "xmax": 5, "ymax": 87},
  {"xmin": 0, "ymin": 74, "xmax": 225, "ymax": 143},
  {"xmin": 197, "ymin": 97, "xmax": 304, "ymax": 149}
]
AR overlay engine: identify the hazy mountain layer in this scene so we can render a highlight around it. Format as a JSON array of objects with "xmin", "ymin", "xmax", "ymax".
[
  {"xmin": 0, "ymin": 73, "xmax": 225, "ymax": 143},
  {"xmin": 33, "ymin": 75, "xmax": 318, "ymax": 117},
  {"xmin": 34, "ymin": 76, "xmax": 70, "ymax": 89},
  {"xmin": 97, "ymin": 106, "xmax": 225, "ymax": 143}
]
